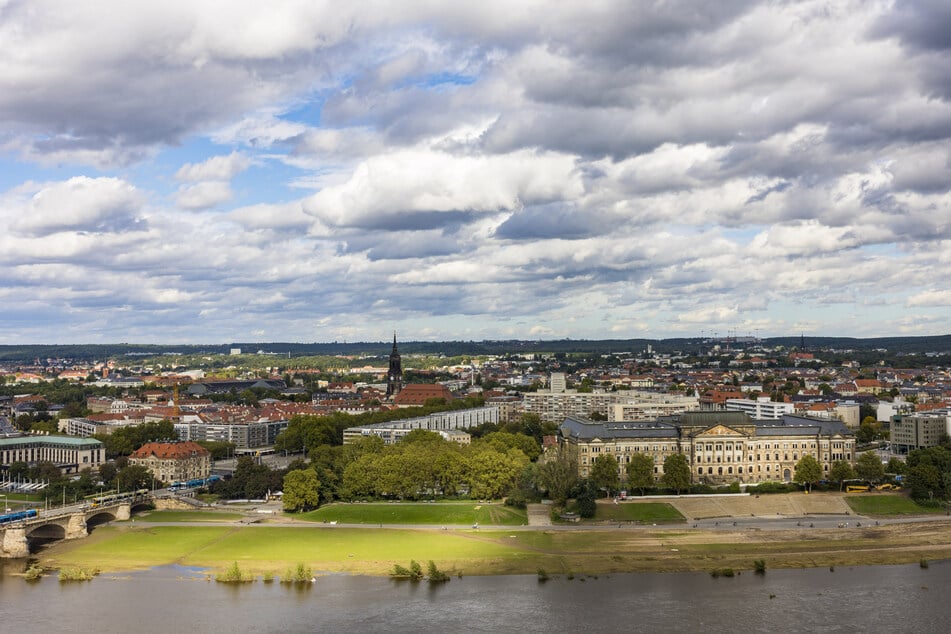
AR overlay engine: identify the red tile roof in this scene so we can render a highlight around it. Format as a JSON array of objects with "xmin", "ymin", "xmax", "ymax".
[{"xmin": 131, "ymin": 441, "xmax": 210, "ymax": 460}]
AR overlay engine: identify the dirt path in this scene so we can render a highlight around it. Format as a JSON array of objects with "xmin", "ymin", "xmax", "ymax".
[{"xmin": 527, "ymin": 503, "xmax": 552, "ymax": 526}]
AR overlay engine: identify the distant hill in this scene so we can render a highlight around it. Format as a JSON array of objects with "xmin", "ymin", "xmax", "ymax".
[{"xmin": 0, "ymin": 334, "xmax": 949, "ymax": 364}]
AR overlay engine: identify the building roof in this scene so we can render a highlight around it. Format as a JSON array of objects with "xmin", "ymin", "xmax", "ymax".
[
  {"xmin": 392, "ymin": 383, "xmax": 455, "ymax": 406},
  {"xmin": 130, "ymin": 441, "xmax": 210, "ymax": 460},
  {"xmin": 0, "ymin": 435, "xmax": 103, "ymax": 449},
  {"xmin": 559, "ymin": 412, "xmax": 853, "ymax": 442}
]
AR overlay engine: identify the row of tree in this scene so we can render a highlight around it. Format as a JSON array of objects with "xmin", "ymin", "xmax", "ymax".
[{"xmin": 280, "ymin": 430, "xmax": 535, "ymax": 511}]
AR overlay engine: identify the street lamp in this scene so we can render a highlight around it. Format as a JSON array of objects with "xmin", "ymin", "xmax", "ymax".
[{"xmin": 2, "ymin": 493, "xmax": 8, "ymax": 513}]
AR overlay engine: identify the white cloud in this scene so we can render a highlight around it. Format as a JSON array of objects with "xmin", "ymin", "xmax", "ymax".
[
  {"xmin": 176, "ymin": 152, "xmax": 250, "ymax": 182},
  {"xmin": 302, "ymin": 147, "xmax": 583, "ymax": 228},
  {"xmin": 175, "ymin": 181, "xmax": 233, "ymax": 210},
  {"xmin": 2, "ymin": 1, "xmax": 951, "ymax": 342},
  {"xmin": 7, "ymin": 176, "xmax": 144, "ymax": 236}
]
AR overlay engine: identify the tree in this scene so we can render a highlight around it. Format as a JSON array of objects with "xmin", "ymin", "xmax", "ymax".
[
  {"xmin": 906, "ymin": 463, "xmax": 941, "ymax": 501},
  {"xmin": 829, "ymin": 460, "xmax": 855, "ymax": 490},
  {"xmin": 589, "ymin": 454, "xmax": 619, "ymax": 497},
  {"xmin": 793, "ymin": 455, "xmax": 822, "ymax": 491},
  {"xmin": 467, "ymin": 448, "xmax": 527, "ymax": 499},
  {"xmin": 854, "ymin": 452, "xmax": 885, "ymax": 482},
  {"xmin": 282, "ymin": 469, "xmax": 321, "ymax": 512},
  {"xmin": 886, "ymin": 457, "xmax": 906, "ymax": 476},
  {"xmin": 856, "ymin": 419, "xmax": 879, "ymax": 444},
  {"xmin": 534, "ymin": 443, "xmax": 578, "ymax": 505},
  {"xmin": 626, "ymin": 453, "xmax": 655, "ymax": 496},
  {"xmin": 574, "ymin": 480, "xmax": 598, "ymax": 518},
  {"xmin": 661, "ymin": 453, "xmax": 690, "ymax": 495}
]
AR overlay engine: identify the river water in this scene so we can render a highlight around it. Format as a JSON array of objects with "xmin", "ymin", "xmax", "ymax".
[{"xmin": 0, "ymin": 561, "xmax": 946, "ymax": 633}]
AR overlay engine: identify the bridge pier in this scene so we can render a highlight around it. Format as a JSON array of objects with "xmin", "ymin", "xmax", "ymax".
[
  {"xmin": 1, "ymin": 528, "xmax": 29, "ymax": 558},
  {"xmin": 116, "ymin": 503, "xmax": 131, "ymax": 521},
  {"xmin": 66, "ymin": 513, "xmax": 88, "ymax": 540}
]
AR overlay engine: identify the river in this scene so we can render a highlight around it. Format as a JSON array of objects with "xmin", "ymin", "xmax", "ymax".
[{"xmin": 1, "ymin": 561, "xmax": 946, "ymax": 632}]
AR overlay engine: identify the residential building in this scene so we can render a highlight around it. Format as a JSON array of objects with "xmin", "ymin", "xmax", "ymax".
[{"xmin": 343, "ymin": 406, "xmax": 498, "ymax": 445}]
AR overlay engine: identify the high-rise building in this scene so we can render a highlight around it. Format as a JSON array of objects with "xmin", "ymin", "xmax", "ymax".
[{"xmin": 386, "ymin": 333, "xmax": 402, "ymax": 397}]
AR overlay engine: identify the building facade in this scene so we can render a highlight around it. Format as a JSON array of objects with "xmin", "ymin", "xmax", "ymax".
[
  {"xmin": 343, "ymin": 406, "xmax": 498, "ymax": 445},
  {"xmin": 129, "ymin": 441, "xmax": 211, "ymax": 483},
  {"xmin": 724, "ymin": 397, "xmax": 795, "ymax": 420},
  {"xmin": 890, "ymin": 411, "xmax": 950, "ymax": 454},
  {"xmin": 560, "ymin": 411, "xmax": 855, "ymax": 485},
  {"xmin": 525, "ymin": 388, "xmax": 699, "ymax": 423},
  {"xmin": 0, "ymin": 435, "xmax": 104, "ymax": 474}
]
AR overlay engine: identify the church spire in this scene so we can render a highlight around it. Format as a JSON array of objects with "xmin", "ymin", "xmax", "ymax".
[{"xmin": 387, "ymin": 332, "xmax": 402, "ymax": 397}]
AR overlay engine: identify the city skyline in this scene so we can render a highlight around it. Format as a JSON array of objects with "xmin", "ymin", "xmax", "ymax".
[{"xmin": 1, "ymin": 1, "xmax": 950, "ymax": 344}]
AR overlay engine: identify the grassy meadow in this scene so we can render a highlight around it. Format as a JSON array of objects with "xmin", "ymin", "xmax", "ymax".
[
  {"xmin": 296, "ymin": 502, "xmax": 528, "ymax": 526},
  {"xmin": 40, "ymin": 517, "xmax": 951, "ymax": 579},
  {"xmin": 844, "ymin": 495, "xmax": 946, "ymax": 516},
  {"xmin": 593, "ymin": 502, "xmax": 685, "ymax": 523},
  {"xmin": 137, "ymin": 510, "xmax": 246, "ymax": 522}
]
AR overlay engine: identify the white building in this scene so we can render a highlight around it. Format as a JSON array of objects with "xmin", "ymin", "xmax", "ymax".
[{"xmin": 724, "ymin": 397, "xmax": 795, "ymax": 420}]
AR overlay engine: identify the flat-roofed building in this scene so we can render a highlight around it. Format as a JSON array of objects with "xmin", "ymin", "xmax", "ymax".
[
  {"xmin": 0, "ymin": 435, "xmax": 104, "ymax": 474},
  {"xmin": 891, "ymin": 411, "xmax": 951, "ymax": 454},
  {"xmin": 343, "ymin": 406, "xmax": 498, "ymax": 445},
  {"xmin": 725, "ymin": 397, "xmax": 795, "ymax": 420}
]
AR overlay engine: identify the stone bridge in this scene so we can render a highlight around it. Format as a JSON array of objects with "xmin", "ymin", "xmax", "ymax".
[{"xmin": 1, "ymin": 493, "xmax": 153, "ymax": 558}]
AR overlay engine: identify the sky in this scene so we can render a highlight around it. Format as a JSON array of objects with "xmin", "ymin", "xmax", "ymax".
[{"xmin": 1, "ymin": 0, "xmax": 950, "ymax": 345}]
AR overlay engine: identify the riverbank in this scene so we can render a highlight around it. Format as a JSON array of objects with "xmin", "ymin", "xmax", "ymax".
[{"xmin": 35, "ymin": 516, "xmax": 951, "ymax": 578}]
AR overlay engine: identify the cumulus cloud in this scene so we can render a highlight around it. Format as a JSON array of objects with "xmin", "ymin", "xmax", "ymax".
[
  {"xmin": 2, "ymin": 1, "xmax": 951, "ymax": 342},
  {"xmin": 302, "ymin": 147, "xmax": 583, "ymax": 229},
  {"xmin": 175, "ymin": 152, "xmax": 251, "ymax": 182},
  {"xmin": 6, "ymin": 176, "xmax": 145, "ymax": 236},
  {"xmin": 175, "ymin": 181, "xmax": 233, "ymax": 210}
]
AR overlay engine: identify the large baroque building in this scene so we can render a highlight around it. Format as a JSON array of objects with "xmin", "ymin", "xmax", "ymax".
[{"xmin": 559, "ymin": 411, "xmax": 855, "ymax": 485}]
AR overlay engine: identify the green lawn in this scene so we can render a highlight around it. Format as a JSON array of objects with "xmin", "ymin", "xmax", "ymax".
[
  {"xmin": 138, "ymin": 510, "xmax": 245, "ymax": 522},
  {"xmin": 845, "ymin": 494, "xmax": 946, "ymax": 516},
  {"xmin": 50, "ymin": 525, "xmax": 534, "ymax": 576},
  {"xmin": 296, "ymin": 502, "xmax": 528, "ymax": 526},
  {"xmin": 1, "ymin": 492, "xmax": 44, "ymax": 504},
  {"xmin": 594, "ymin": 502, "xmax": 685, "ymax": 523}
]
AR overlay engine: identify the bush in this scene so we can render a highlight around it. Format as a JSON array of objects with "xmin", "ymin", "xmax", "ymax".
[
  {"xmin": 391, "ymin": 560, "xmax": 424, "ymax": 581},
  {"xmin": 504, "ymin": 494, "xmax": 528, "ymax": 510},
  {"xmin": 710, "ymin": 568, "xmax": 735, "ymax": 578},
  {"xmin": 215, "ymin": 561, "xmax": 252, "ymax": 583},
  {"xmin": 753, "ymin": 559, "xmax": 766, "ymax": 575},
  {"xmin": 537, "ymin": 569, "xmax": 549, "ymax": 582},
  {"xmin": 59, "ymin": 567, "xmax": 99, "ymax": 582},
  {"xmin": 747, "ymin": 482, "xmax": 798, "ymax": 495},
  {"xmin": 24, "ymin": 565, "xmax": 44, "ymax": 581},
  {"xmin": 281, "ymin": 562, "xmax": 313, "ymax": 584},
  {"xmin": 427, "ymin": 560, "xmax": 450, "ymax": 583}
]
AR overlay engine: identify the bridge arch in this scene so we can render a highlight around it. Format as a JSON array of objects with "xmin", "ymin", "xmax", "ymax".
[
  {"xmin": 26, "ymin": 523, "xmax": 67, "ymax": 540},
  {"xmin": 86, "ymin": 511, "xmax": 117, "ymax": 528}
]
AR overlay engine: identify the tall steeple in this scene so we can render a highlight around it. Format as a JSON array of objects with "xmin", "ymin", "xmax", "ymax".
[{"xmin": 386, "ymin": 332, "xmax": 402, "ymax": 397}]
